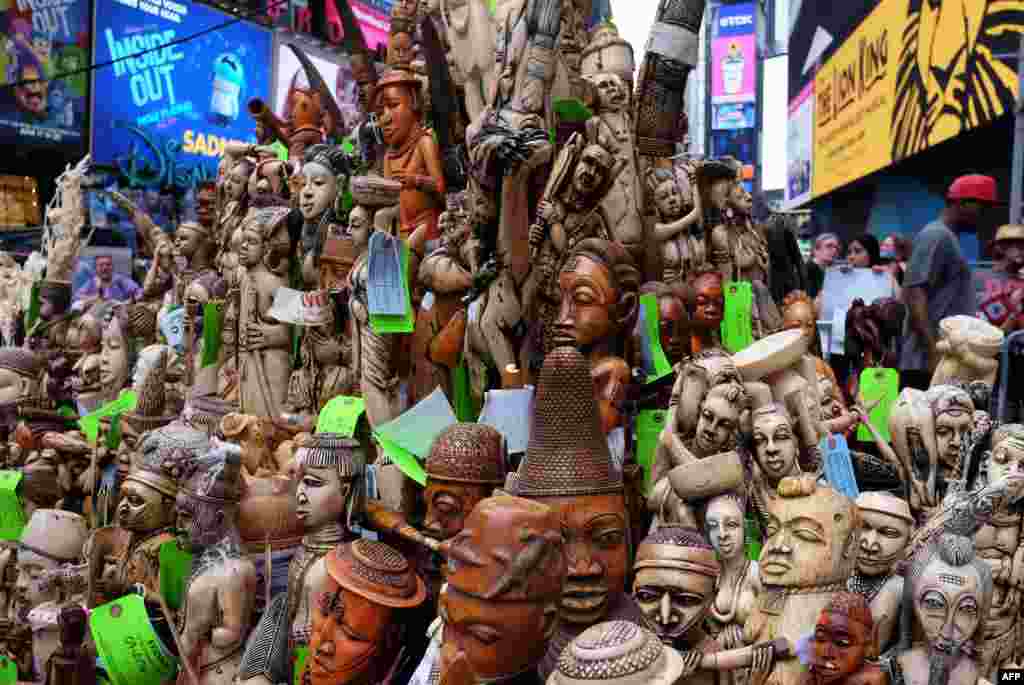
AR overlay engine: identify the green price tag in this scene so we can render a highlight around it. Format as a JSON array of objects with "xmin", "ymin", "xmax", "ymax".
[
  {"xmin": 855, "ymin": 368, "xmax": 900, "ymax": 443},
  {"xmin": 745, "ymin": 515, "xmax": 762, "ymax": 561},
  {"xmin": 370, "ymin": 241, "xmax": 415, "ymax": 335},
  {"xmin": 201, "ymin": 302, "xmax": 224, "ymax": 369},
  {"xmin": 25, "ymin": 282, "xmax": 40, "ymax": 333},
  {"xmin": 374, "ymin": 436, "xmax": 428, "ymax": 486},
  {"xmin": 639, "ymin": 294, "xmax": 673, "ymax": 382},
  {"xmin": 107, "ymin": 414, "xmax": 123, "ymax": 451},
  {"xmin": 158, "ymin": 540, "xmax": 193, "ymax": 612},
  {"xmin": 452, "ymin": 362, "xmax": 478, "ymax": 423},
  {"xmin": 79, "ymin": 391, "xmax": 138, "ymax": 446},
  {"xmin": 0, "ymin": 470, "xmax": 26, "ymax": 541},
  {"xmin": 89, "ymin": 594, "xmax": 179, "ymax": 685},
  {"xmin": 553, "ymin": 98, "xmax": 594, "ymax": 123},
  {"xmin": 271, "ymin": 140, "xmax": 289, "ymax": 161},
  {"xmin": 293, "ymin": 646, "xmax": 309, "ymax": 685},
  {"xmin": 57, "ymin": 404, "xmax": 76, "ymax": 418},
  {"xmin": 721, "ymin": 281, "xmax": 754, "ymax": 353},
  {"xmin": 316, "ymin": 396, "xmax": 366, "ymax": 437},
  {"xmin": 0, "ymin": 656, "xmax": 15, "ymax": 685},
  {"xmin": 634, "ymin": 410, "xmax": 666, "ymax": 491}
]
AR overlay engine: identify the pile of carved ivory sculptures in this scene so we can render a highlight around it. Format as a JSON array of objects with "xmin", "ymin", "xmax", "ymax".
[{"xmin": 0, "ymin": 1, "xmax": 1020, "ymax": 685}]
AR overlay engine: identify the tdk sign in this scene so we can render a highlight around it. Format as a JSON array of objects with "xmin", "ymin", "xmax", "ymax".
[
  {"xmin": 721, "ymin": 15, "xmax": 753, "ymax": 28},
  {"xmin": 717, "ymin": 2, "xmax": 756, "ymax": 36}
]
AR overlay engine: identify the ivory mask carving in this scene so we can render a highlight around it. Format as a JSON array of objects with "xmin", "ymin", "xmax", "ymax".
[
  {"xmin": 296, "ymin": 463, "xmax": 353, "ymax": 532},
  {"xmin": 856, "ymin": 507, "xmax": 911, "ymax": 578},
  {"xmin": 752, "ymin": 404, "xmax": 800, "ymax": 483},
  {"xmin": 299, "ymin": 161, "xmax": 339, "ymax": 222},
  {"xmin": 98, "ymin": 316, "xmax": 130, "ymax": 392}
]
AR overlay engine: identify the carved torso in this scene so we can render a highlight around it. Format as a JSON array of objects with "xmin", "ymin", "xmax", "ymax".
[
  {"xmin": 238, "ymin": 266, "xmax": 290, "ymax": 418},
  {"xmin": 383, "ymin": 129, "xmax": 443, "ymax": 239}
]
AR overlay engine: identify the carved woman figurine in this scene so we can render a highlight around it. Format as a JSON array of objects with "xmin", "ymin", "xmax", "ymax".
[
  {"xmin": 218, "ymin": 153, "xmax": 254, "ymax": 255},
  {"xmin": 705, "ymin": 492, "xmax": 761, "ymax": 670},
  {"xmin": 70, "ymin": 303, "xmax": 110, "ymax": 414},
  {"xmin": 97, "ymin": 308, "xmax": 132, "ymax": 406},
  {"xmin": 748, "ymin": 403, "xmax": 819, "ymax": 522},
  {"xmin": 297, "ymin": 145, "xmax": 350, "ymax": 288},
  {"xmin": 237, "ymin": 207, "xmax": 293, "ymax": 418},
  {"xmin": 651, "ymin": 168, "xmax": 705, "ymax": 286}
]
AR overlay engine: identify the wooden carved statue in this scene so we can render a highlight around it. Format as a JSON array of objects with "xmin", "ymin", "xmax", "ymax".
[
  {"xmin": 297, "ymin": 144, "xmax": 350, "ymax": 288},
  {"xmin": 15, "ymin": 509, "xmax": 88, "ymax": 681},
  {"xmin": 237, "ymin": 434, "xmax": 364, "ymax": 685},
  {"xmin": 42, "ymin": 604, "xmax": 95, "ymax": 685},
  {"xmin": 435, "ymin": 495, "xmax": 565, "ymax": 685},
  {"xmin": 236, "ymin": 206, "xmax": 293, "ymax": 419},
  {"xmin": 931, "ymin": 315, "xmax": 1004, "ymax": 388},
  {"xmin": 220, "ymin": 413, "xmax": 278, "ymax": 477},
  {"xmin": 507, "ymin": 347, "xmax": 643, "ymax": 681},
  {"xmin": 632, "ymin": 282, "xmax": 689, "ymax": 369},
  {"xmin": 182, "ymin": 272, "xmax": 229, "ymax": 397},
  {"xmin": 305, "ymin": 539, "xmax": 427, "ymax": 685},
  {"xmin": 689, "ymin": 270, "xmax": 725, "ymax": 354},
  {"xmin": 216, "ymin": 151, "xmax": 254, "ymax": 254},
  {"xmin": 552, "ymin": 239, "xmax": 640, "ymax": 433},
  {"xmin": 800, "ymin": 593, "xmax": 886, "ymax": 685},
  {"xmin": 175, "ymin": 443, "xmax": 257, "ymax": 685},
  {"xmin": 69, "ymin": 303, "xmax": 109, "ymax": 415},
  {"xmin": 781, "ymin": 291, "xmax": 821, "ymax": 359},
  {"xmin": 846, "ymin": 491, "xmax": 913, "ymax": 654},
  {"xmin": 880, "ymin": 520, "xmax": 993, "ymax": 685},
  {"xmin": 651, "ymin": 165, "xmax": 705, "ymax": 287},
  {"xmin": 745, "ymin": 485, "xmax": 860, "ymax": 685},
  {"xmin": 439, "ymin": 0, "xmax": 496, "ymax": 121}
]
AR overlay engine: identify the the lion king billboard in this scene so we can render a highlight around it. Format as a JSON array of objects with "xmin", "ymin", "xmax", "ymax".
[{"xmin": 812, "ymin": 0, "xmax": 1024, "ymax": 199}]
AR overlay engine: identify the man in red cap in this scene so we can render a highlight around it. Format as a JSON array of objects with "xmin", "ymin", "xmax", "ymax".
[{"xmin": 900, "ymin": 174, "xmax": 994, "ymax": 390}]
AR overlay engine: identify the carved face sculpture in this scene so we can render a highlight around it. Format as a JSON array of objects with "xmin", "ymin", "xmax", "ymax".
[
  {"xmin": 240, "ymin": 228, "xmax": 267, "ymax": 268},
  {"xmin": 438, "ymin": 496, "xmax": 565, "ymax": 683},
  {"xmin": 933, "ymin": 401, "xmax": 974, "ymax": 468},
  {"xmin": 195, "ymin": 187, "xmax": 216, "ymax": 227},
  {"xmin": 654, "ymin": 180, "xmax": 684, "ymax": 220},
  {"xmin": 760, "ymin": 485, "xmax": 858, "ymax": 588},
  {"xmin": 692, "ymin": 273, "xmax": 724, "ymax": 329},
  {"xmin": 572, "ymin": 146, "xmax": 610, "ymax": 197},
  {"xmin": 705, "ymin": 494, "xmax": 745, "ymax": 562},
  {"xmin": 752, "ymin": 405, "xmax": 799, "ymax": 483},
  {"xmin": 914, "ymin": 556, "xmax": 983, "ymax": 658},
  {"xmin": 555, "ymin": 255, "xmax": 618, "ymax": 350},
  {"xmin": 589, "ymin": 73, "xmax": 629, "ymax": 112},
  {"xmin": 809, "ymin": 594, "xmax": 874, "ymax": 685},
  {"xmin": 543, "ymin": 494, "xmax": 628, "ymax": 625},
  {"xmin": 693, "ymin": 383, "xmax": 744, "ymax": 455},
  {"xmin": 857, "ymin": 507, "xmax": 911, "ymax": 578},
  {"xmin": 633, "ymin": 527, "xmax": 719, "ymax": 645},
  {"xmin": 224, "ymin": 162, "xmax": 249, "ymax": 202},
  {"xmin": 729, "ymin": 182, "xmax": 752, "ymax": 215},
  {"xmin": 783, "ymin": 300, "xmax": 817, "ymax": 343},
  {"xmin": 818, "ymin": 374, "xmax": 844, "ymax": 421},
  {"xmin": 13, "ymin": 550, "xmax": 58, "ymax": 619},
  {"xmin": 424, "ymin": 481, "xmax": 490, "ymax": 543},
  {"xmin": 300, "ymin": 161, "xmax": 338, "ymax": 221},
  {"xmin": 988, "ymin": 427, "xmax": 1024, "ymax": 486},
  {"xmin": 71, "ymin": 313, "xmax": 102, "ymax": 356},
  {"xmin": 375, "ymin": 84, "xmax": 418, "ymax": 148},
  {"xmin": 349, "ymin": 207, "xmax": 372, "ymax": 252},
  {"xmin": 709, "ymin": 178, "xmax": 732, "ymax": 211},
  {"xmin": 657, "ymin": 293, "xmax": 687, "ymax": 365},
  {"xmin": 99, "ymin": 317, "xmax": 130, "ymax": 391},
  {"xmin": 296, "ymin": 463, "xmax": 351, "ymax": 532},
  {"xmin": 117, "ymin": 479, "xmax": 173, "ymax": 533},
  {"xmin": 174, "ymin": 224, "xmax": 206, "ymax": 261}
]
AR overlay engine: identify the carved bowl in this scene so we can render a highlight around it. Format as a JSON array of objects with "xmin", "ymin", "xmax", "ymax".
[
  {"xmin": 732, "ymin": 328, "xmax": 809, "ymax": 381},
  {"xmin": 939, "ymin": 315, "xmax": 1003, "ymax": 358},
  {"xmin": 350, "ymin": 175, "xmax": 401, "ymax": 208}
]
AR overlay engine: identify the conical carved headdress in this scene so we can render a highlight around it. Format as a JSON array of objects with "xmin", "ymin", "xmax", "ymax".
[
  {"xmin": 509, "ymin": 347, "xmax": 621, "ymax": 498},
  {"xmin": 123, "ymin": 345, "xmax": 177, "ymax": 434}
]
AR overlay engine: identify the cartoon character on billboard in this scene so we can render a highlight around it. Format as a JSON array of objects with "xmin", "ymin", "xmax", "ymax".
[
  {"xmin": 722, "ymin": 41, "xmax": 744, "ymax": 95},
  {"xmin": 55, "ymin": 45, "xmax": 88, "ymax": 98},
  {"xmin": 13, "ymin": 47, "xmax": 49, "ymax": 121},
  {"xmin": 209, "ymin": 52, "xmax": 245, "ymax": 126}
]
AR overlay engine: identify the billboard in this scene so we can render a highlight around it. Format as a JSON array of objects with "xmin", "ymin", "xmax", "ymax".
[
  {"xmin": 274, "ymin": 40, "xmax": 362, "ymax": 138},
  {"xmin": 710, "ymin": 2, "xmax": 756, "ymax": 107},
  {"xmin": 811, "ymin": 0, "xmax": 1024, "ymax": 199},
  {"xmin": 266, "ymin": 0, "xmax": 392, "ymax": 53},
  {"xmin": 0, "ymin": 0, "xmax": 90, "ymax": 147},
  {"xmin": 786, "ymin": 80, "xmax": 813, "ymax": 206},
  {"xmin": 787, "ymin": 0, "xmax": 876, "ymax": 103},
  {"xmin": 91, "ymin": 0, "xmax": 273, "ymax": 189},
  {"xmin": 762, "ymin": 54, "xmax": 787, "ymax": 192}
]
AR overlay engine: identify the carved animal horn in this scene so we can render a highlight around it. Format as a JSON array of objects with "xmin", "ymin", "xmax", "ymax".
[{"xmin": 286, "ymin": 42, "xmax": 345, "ymax": 137}]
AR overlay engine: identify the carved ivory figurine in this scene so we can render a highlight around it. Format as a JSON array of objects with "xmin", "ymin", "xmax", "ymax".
[
  {"xmin": 305, "ymin": 539, "xmax": 426, "ymax": 685},
  {"xmin": 238, "ymin": 434, "xmax": 364, "ymax": 685},
  {"xmin": 434, "ymin": 495, "xmax": 566, "ymax": 685},
  {"xmin": 881, "ymin": 521, "xmax": 993, "ymax": 685},
  {"xmin": 705, "ymin": 493, "xmax": 762, "ymax": 660},
  {"xmin": 552, "ymin": 239, "xmax": 640, "ymax": 434},
  {"xmin": 175, "ymin": 443, "xmax": 257, "ymax": 685},
  {"xmin": 16, "ymin": 509, "xmax": 88, "ymax": 681},
  {"xmin": 800, "ymin": 592, "xmax": 886, "ymax": 685},
  {"xmin": 845, "ymin": 492, "xmax": 913, "ymax": 655},
  {"xmin": 297, "ymin": 144, "xmax": 350, "ymax": 288},
  {"xmin": 237, "ymin": 206, "xmax": 293, "ymax": 418},
  {"xmin": 931, "ymin": 316, "xmax": 1004, "ymax": 387},
  {"xmin": 745, "ymin": 484, "xmax": 861, "ymax": 685},
  {"xmin": 651, "ymin": 166, "xmax": 705, "ymax": 286},
  {"xmin": 98, "ymin": 308, "xmax": 132, "ymax": 407},
  {"xmin": 748, "ymin": 403, "xmax": 820, "ymax": 518},
  {"xmin": 508, "ymin": 347, "xmax": 643, "ymax": 681},
  {"xmin": 69, "ymin": 303, "xmax": 108, "ymax": 414}
]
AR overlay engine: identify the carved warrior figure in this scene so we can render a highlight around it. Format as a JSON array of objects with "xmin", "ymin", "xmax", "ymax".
[
  {"xmin": 507, "ymin": 346, "xmax": 643, "ymax": 681},
  {"xmin": 433, "ymin": 495, "xmax": 566, "ymax": 685},
  {"xmin": 238, "ymin": 434, "xmax": 364, "ymax": 685},
  {"xmin": 846, "ymin": 492, "xmax": 913, "ymax": 655},
  {"xmin": 548, "ymin": 621, "xmax": 694, "ymax": 685},
  {"xmin": 881, "ymin": 521, "xmax": 993, "ymax": 685},
  {"xmin": 305, "ymin": 539, "xmax": 427, "ymax": 685},
  {"xmin": 175, "ymin": 443, "xmax": 256, "ymax": 685},
  {"xmin": 800, "ymin": 593, "xmax": 886, "ymax": 685},
  {"xmin": 745, "ymin": 485, "xmax": 861, "ymax": 685},
  {"xmin": 236, "ymin": 206, "xmax": 293, "ymax": 419},
  {"xmin": 651, "ymin": 166, "xmax": 705, "ymax": 286},
  {"xmin": 15, "ymin": 509, "xmax": 88, "ymax": 682}
]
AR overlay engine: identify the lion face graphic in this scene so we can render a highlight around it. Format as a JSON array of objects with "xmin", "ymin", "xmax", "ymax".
[{"xmin": 892, "ymin": 0, "xmax": 1024, "ymax": 161}]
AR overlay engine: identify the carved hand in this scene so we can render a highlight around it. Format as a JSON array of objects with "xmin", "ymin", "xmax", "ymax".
[
  {"xmin": 748, "ymin": 643, "xmax": 776, "ymax": 685},
  {"xmin": 678, "ymin": 649, "xmax": 703, "ymax": 679}
]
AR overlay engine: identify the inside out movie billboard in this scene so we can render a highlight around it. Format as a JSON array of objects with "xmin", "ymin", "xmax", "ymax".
[
  {"xmin": 0, "ymin": 0, "xmax": 90, "ymax": 147},
  {"xmin": 91, "ymin": 0, "xmax": 272, "ymax": 188}
]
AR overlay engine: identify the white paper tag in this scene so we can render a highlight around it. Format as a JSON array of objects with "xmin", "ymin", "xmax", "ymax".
[{"xmin": 267, "ymin": 287, "xmax": 328, "ymax": 326}]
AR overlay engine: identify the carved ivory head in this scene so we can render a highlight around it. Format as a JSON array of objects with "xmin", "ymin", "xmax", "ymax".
[
  {"xmin": 98, "ymin": 310, "xmax": 131, "ymax": 394},
  {"xmin": 293, "ymin": 433, "xmax": 365, "ymax": 535},
  {"xmin": 633, "ymin": 526, "xmax": 719, "ymax": 645},
  {"xmin": 854, "ymin": 492, "xmax": 913, "ymax": 578},
  {"xmin": 704, "ymin": 492, "xmax": 747, "ymax": 564},
  {"xmin": 300, "ymin": 144, "xmax": 349, "ymax": 223},
  {"xmin": 14, "ymin": 509, "xmax": 87, "ymax": 620},
  {"xmin": 670, "ymin": 349, "xmax": 742, "ymax": 436},
  {"xmin": 987, "ymin": 423, "xmax": 1024, "ymax": 487},
  {"xmin": 751, "ymin": 403, "xmax": 801, "ymax": 484},
  {"xmin": 926, "ymin": 385, "xmax": 975, "ymax": 472},
  {"xmin": 0, "ymin": 347, "xmax": 42, "ymax": 405},
  {"xmin": 760, "ymin": 484, "xmax": 860, "ymax": 588},
  {"xmin": 693, "ymin": 381, "xmax": 748, "ymax": 456}
]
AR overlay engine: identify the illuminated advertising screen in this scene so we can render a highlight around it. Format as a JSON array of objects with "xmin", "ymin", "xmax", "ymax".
[
  {"xmin": 0, "ymin": 0, "xmax": 90, "ymax": 147},
  {"xmin": 710, "ymin": 2, "xmax": 756, "ymax": 107},
  {"xmin": 91, "ymin": 0, "xmax": 273, "ymax": 187}
]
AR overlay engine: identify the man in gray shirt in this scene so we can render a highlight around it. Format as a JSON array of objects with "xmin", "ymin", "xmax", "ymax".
[{"xmin": 900, "ymin": 175, "xmax": 996, "ymax": 390}]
